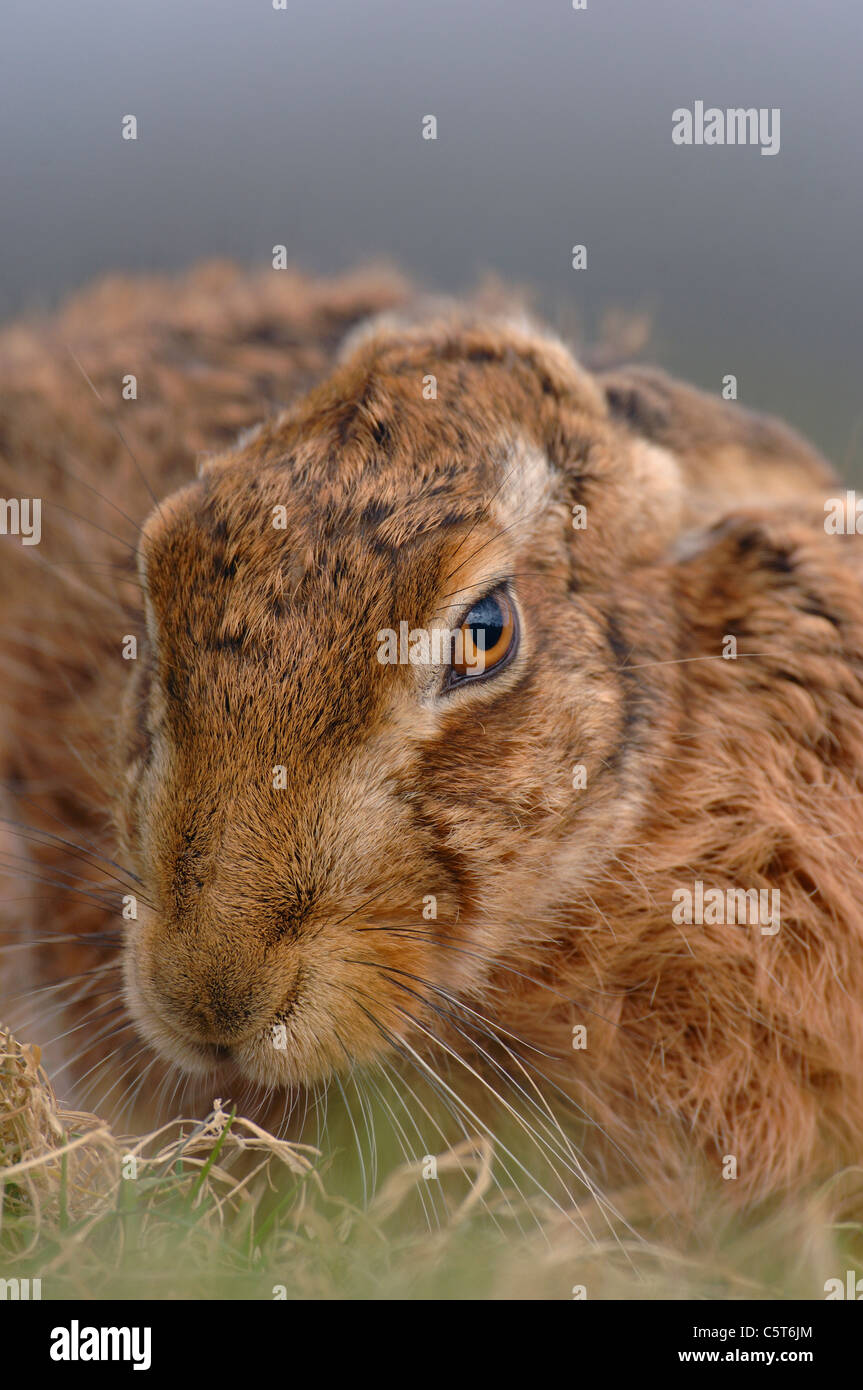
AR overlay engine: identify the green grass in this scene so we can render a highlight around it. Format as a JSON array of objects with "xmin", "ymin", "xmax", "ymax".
[{"xmin": 2, "ymin": 1029, "xmax": 862, "ymax": 1300}]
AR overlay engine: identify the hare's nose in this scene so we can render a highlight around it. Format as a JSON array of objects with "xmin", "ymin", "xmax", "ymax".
[
  {"xmin": 186, "ymin": 982, "xmax": 259, "ymax": 1045},
  {"xmin": 149, "ymin": 952, "xmax": 274, "ymax": 1046}
]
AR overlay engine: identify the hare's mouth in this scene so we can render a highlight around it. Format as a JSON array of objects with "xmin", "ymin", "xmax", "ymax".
[
  {"xmin": 123, "ymin": 925, "xmax": 410, "ymax": 1090},
  {"xmin": 123, "ymin": 953, "xmax": 250, "ymax": 1077},
  {"xmin": 125, "ymin": 959, "xmax": 320, "ymax": 1085},
  {"xmin": 132, "ymin": 998, "xmax": 247, "ymax": 1078}
]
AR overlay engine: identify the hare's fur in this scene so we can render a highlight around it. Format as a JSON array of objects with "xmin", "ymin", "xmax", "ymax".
[{"xmin": 2, "ymin": 262, "xmax": 861, "ymax": 1209}]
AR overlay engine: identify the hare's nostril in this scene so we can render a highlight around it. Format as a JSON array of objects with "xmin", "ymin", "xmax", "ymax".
[
  {"xmin": 188, "ymin": 1004, "xmax": 256, "ymax": 1045},
  {"xmin": 153, "ymin": 977, "xmax": 265, "ymax": 1048}
]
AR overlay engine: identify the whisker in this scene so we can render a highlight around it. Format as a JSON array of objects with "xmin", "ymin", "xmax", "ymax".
[
  {"xmin": 346, "ymin": 985, "xmax": 577, "ymax": 1235},
  {"xmin": 65, "ymin": 345, "xmax": 164, "ymax": 516},
  {"xmin": 369, "ymin": 966, "xmax": 610, "ymax": 1209},
  {"xmin": 331, "ymin": 1061, "xmax": 369, "ymax": 1206},
  {"xmin": 0, "ymin": 799, "xmax": 145, "ymax": 886},
  {"xmin": 362, "ymin": 1061, "xmax": 439, "ymax": 1229},
  {"xmin": 44, "ymin": 500, "xmax": 138, "ymax": 556}
]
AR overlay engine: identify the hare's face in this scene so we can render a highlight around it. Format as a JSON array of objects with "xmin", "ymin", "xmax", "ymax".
[{"xmin": 116, "ymin": 319, "xmax": 681, "ymax": 1087}]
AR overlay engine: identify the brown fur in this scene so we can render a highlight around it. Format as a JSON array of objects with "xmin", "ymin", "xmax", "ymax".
[{"xmin": 2, "ymin": 262, "xmax": 861, "ymax": 1213}]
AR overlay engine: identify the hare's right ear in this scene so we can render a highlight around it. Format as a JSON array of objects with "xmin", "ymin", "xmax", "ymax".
[
  {"xmin": 337, "ymin": 292, "xmax": 535, "ymax": 364},
  {"xmin": 337, "ymin": 296, "xmax": 469, "ymax": 362},
  {"xmin": 596, "ymin": 364, "xmax": 837, "ymax": 524}
]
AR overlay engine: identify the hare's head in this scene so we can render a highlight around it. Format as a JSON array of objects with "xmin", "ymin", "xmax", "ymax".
[{"xmin": 116, "ymin": 312, "xmax": 831, "ymax": 1089}]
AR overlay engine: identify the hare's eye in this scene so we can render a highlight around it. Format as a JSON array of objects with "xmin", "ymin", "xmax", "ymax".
[{"xmin": 448, "ymin": 588, "xmax": 518, "ymax": 687}]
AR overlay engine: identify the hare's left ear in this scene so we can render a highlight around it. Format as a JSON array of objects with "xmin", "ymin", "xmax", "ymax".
[
  {"xmin": 547, "ymin": 353, "xmax": 837, "ymax": 579},
  {"xmin": 596, "ymin": 364, "xmax": 837, "ymax": 519}
]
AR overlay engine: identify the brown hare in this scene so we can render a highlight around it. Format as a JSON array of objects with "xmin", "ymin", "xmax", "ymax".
[{"xmin": 2, "ymin": 263, "xmax": 861, "ymax": 1215}]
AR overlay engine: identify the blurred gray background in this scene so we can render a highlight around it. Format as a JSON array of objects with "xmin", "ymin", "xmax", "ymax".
[{"xmin": 1, "ymin": 0, "xmax": 860, "ymax": 470}]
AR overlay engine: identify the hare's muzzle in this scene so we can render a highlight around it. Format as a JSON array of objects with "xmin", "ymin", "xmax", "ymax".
[{"xmin": 124, "ymin": 906, "xmax": 304, "ymax": 1070}]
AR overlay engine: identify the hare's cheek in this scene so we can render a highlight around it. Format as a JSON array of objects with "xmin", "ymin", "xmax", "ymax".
[
  {"xmin": 116, "ymin": 662, "xmax": 153, "ymax": 792},
  {"xmin": 114, "ymin": 737, "xmax": 160, "ymax": 878}
]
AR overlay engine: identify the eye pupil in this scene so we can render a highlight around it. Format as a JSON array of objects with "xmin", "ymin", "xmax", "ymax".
[
  {"xmin": 467, "ymin": 594, "xmax": 504, "ymax": 651},
  {"xmin": 448, "ymin": 586, "xmax": 518, "ymax": 687}
]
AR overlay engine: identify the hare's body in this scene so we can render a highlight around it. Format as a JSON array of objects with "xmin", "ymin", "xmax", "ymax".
[{"xmin": 2, "ymin": 261, "xmax": 862, "ymax": 1209}]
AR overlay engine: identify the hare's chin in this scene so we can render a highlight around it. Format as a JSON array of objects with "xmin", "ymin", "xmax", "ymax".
[{"xmin": 228, "ymin": 1032, "xmax": 315, "ymax": 1088}]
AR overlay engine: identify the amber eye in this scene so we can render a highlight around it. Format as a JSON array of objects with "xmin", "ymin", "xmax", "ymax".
[{"xmin": 448, "ymin": 587, "xmax": 519, "ymax": 687}]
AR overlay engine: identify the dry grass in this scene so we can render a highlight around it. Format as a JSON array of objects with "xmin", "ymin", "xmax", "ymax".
[{"xmin": 2, "ymin": 1025, "xmax": 862, "ymax": 1300}]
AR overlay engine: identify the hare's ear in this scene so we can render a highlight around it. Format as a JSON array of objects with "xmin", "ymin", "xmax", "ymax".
[
  {"xmin": 338, "ymin": 294, "xmax": 536, "ymax": 363},
  {"xmin": 339, "ymin": 301, "xmax": 441, "ymax": 361},
  {"xmin": 338, "ymin": 295, "xmax": 480, "ymax": 362},
  {"xmin": 596, "ymin": 365, "xmax": 837, "ymax": 521},
  {"xmin": 560, "ymin": 360, "xmax": 836, "ymax": 580}
]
